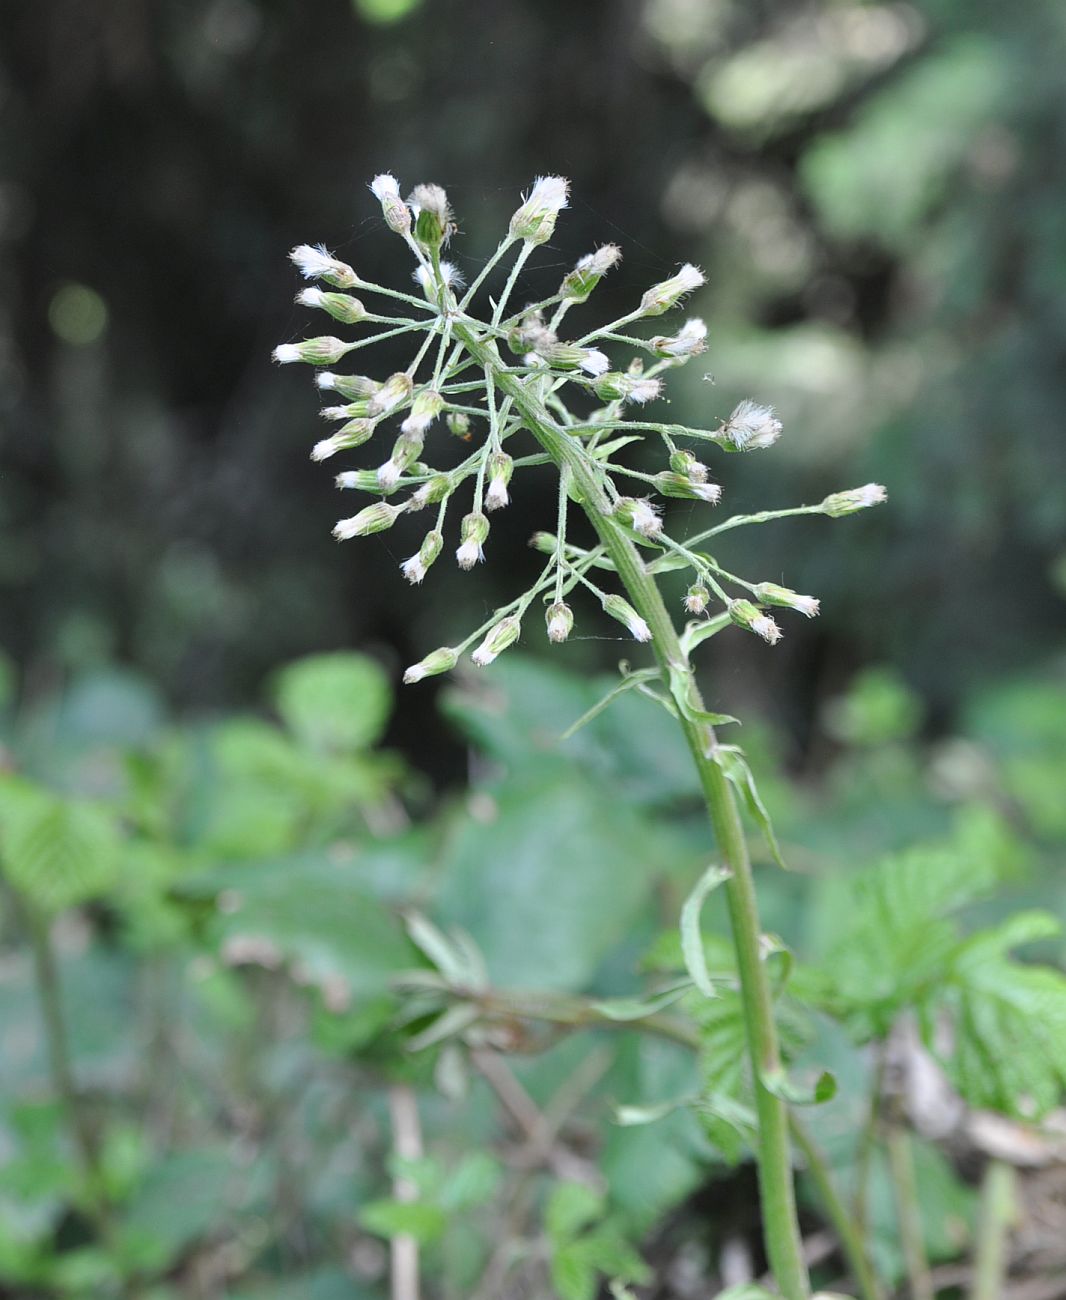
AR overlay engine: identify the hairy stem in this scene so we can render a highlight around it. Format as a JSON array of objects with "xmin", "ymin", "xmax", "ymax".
[
  {"xmin": 456, "ymin": 324, "xmax": 811, "ymax": 1300},
  {"xmin": 969, "ymin": 1159, "xmax": 1015, "ymax": 1300}
]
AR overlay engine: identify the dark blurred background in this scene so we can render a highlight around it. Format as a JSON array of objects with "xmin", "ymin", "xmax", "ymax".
[{"xmin": 3, "ymin": 0, "xmax": 1065, "ymax": 771}]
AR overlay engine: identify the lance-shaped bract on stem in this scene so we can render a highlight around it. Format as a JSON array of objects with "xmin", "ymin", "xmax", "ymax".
[{"xmin": 275, "ymin": 172, "xmax": 888, "ymax": 1300}]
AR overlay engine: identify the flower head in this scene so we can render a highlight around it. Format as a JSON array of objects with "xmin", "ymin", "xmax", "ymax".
[
  {"xmin": 640, "ymin": 264, "xmax": 705, "ymax": 317},
  {"xmin": 403, "ymin": 646, "xmax": 458, "ymax": 684},
  {"xmin": 289, "ymin": 244, "xmax": 358, "ymax": 290},
  {"xmin": 720, "ymin": 400, "xmax": 782, "ymax": 452},
  {"xmin": 560, "ymin": 244, "xmax": 621, "ymax": 302},
  {"xmin": 370, "ymin": 174, "xmax": 411, "ymax": 235},
  {"xmin": 820, "ymin": 484, "xmax": 888, "ymax": 517},
  {"xmin": 729, "ymin": 599, "xmax": 783, "ymax": 645},
  {"xmin": 614, "ymin": 497, "xmax": 662, "ymax": 538},
  {"xmin": 509, "ymin": 175, "xmax": 570, "ymax": 245},
  {"xmin": 456, "ymin": 512, "xmax": 489, "ymax": 570},
  {"xmin": 603, "ymin": 594, "xmax": 652, "ymax": 642},
  {"xmin": 273, "ymin": 337, "xmax": 351, "ymax": 366},
  {"xmin": 754, "ymin": 583, "xmax": 820, "ymax": 618},
  {"xmin": 651, "ymin": 318, "xmax": 708, "ymax": 360},
  {"xmin": 408, "ymin": 183, "xmax": 452, "ymax": 252},
  {"xmin": 333, "ymin": 501, "xmax": 403, "ymax": 540},
  {"xmin": 401, "ymin": 530, "xmax": 443, "ymax": 585},
  {"xmin": 546, "ymin": 601, "xmax": 574, "ymax": 643},
  {"xmin": 471, "ymin": 616, "xmax": 521, "ymax": 667}
]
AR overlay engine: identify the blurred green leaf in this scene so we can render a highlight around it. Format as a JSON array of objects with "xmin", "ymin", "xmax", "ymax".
[{"xmin": 272, "ymin": 653, "xmax": 392, "ymax": 753}]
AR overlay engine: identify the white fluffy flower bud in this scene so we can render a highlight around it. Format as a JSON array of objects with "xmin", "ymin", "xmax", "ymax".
[
  {"xmin": 310, "ymin": 419, "xmax": 375, "ymax": 461},
  {"xmin": 370, "ymin": 174, "xmax": 411, "ymax": 235},
  {"xmin": 603, "ymin": 594, "xmax": 652, "ymax": 642},
  {"xmin": 651, "ymin": 318, "xmax": 708, "ymax": 361},
  {"xmin": 655, "ymin": 472, "xmax": 721, "ymax": 505},
  {"xmin": 546, "ymin": 602, "xmax": 574, "ymax": 644},
  {"xmin": 333, "ymin": 501, "xmax": 403, "ymax": 540},
  {"xmin": 471, "ymin": 616, "xmax": 521, "ymax": 667},
  {"xmin": 509, "ymin": 175, "xmax": 569, "ymax": 245},
  {"xmin": 820, "ymin": 484, "xmax": 888, "ymax": 517},
  {"xmin": 295, "ymin": 287, "xmax": 367, "ymax": 324},
  {"xmin": 289, "ymin": 244, "xmax": 358, "ymax": 289},
  {"xmin": 729, "ymin": 599, "xmax": 782, "ymax": 645},
  {"xmin": 401, "ymin": 530, "xmax": 443, "ymax": 585},
  {"xmin": 684, "ymin": 585, "xmax": 710, "ymax": 615},
  {"xmin": 640, "ymin": 264, "xmax": 705, "ymax": 317},
  {"xmin": 408, "ymin": 183, "xmax": 452, "ymax": 252},
  {"xmin": 560, "ymin": 244, "xmax": 621, "ymax": 302},
  {"xmin": 754, "ymin": 583, "xmax": 820, "ymax": 618},
  {"xmin": 593, "ymin": 373, "xmax": 662, "ymax": 404},
  {"xmin": 720, "ymin": 400, "xmax": 782, "ymax": 451},
  {"xmin": 456, "ymin": 512, "xmax": 489, "ymax": 570},
  {"xmin": 403, "ymin": 646, "xmax": 458, "ymax": 684},
  {"xmin": 273, "ymin": 336, "xmax": 351, "ymax": 366},
  {"xmin": 484, "ymin": 453, "xmax": 514, "ymax": 512},
  {"xmin": 401, "ymin": 390, "xmax": 444, "ymax": 436},
  {"xmin": 613, "ymin": 497, "xmax": 662, "ymax": 538},
  {"xmin": 368, "ymin": 372, "xmax": 414, "ymax": 417}
]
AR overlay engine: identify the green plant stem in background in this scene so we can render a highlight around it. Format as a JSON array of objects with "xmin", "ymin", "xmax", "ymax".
[
  {"xmin": 457, "ymin": 325, "xmax": 812, "ymax": 1300},
  {"xmin": 790, "ymin": 1116, "xmax": 883, "ymax": 1300},
  {"xmin": 969, "ymin": 1159, "xmax": 1016, "ymax": 1300},
  {"xmin": 26, "ymin": 910, "xmax": 109, "ymax": 1231},
  {"xmin": 886, "ymin": 1125, "xmax": 933, "ymax": 1300}
]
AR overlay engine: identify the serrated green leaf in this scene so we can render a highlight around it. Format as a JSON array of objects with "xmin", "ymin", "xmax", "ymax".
[
  {"xmin": 936, "ymin": 918, "xmax": 1066, "ymax": 1117},
  {"xmin": 1, "ymin": 793, "xmax": 121, "ymax": 913}
]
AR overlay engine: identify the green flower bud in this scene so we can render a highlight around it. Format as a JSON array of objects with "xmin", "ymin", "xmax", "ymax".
[
  {"xmin": 273, "ymin": 336, "xmax": 351, "ymax": 365},
  {"xmin": 753, "ymin": 583, "xmax": 820, "ymax": 618},
  {"xmin": 684, "ymin": 585, "xmax": 710, "ymax": 615},
  {"xmin": 728, "ymin": 599, "xmax": 782, "ymax": 645},
  {"xmin": 655, "ymin": 472, "xmax": 721, "ymax": 505},
  {"xmin": 639, "ymin": 264, "xmax": 705, "ymax": 317},
  {"xmin": 370, "ymin": 174, "xmax": 411, "ymax": 236},
  {"xmin": 603, "ymin": 594, "xmax": 652, "ymax": 642},
  {"xmin": 509, "ymin": 176, "xmax": 569, "ymax": 245},
  {"xmin": 296, "ymin": 288, "xmax": 367, "ymax": 324},
  {"xmin": 401, "ymin": 530, "xmax": 443, "ymax": 584},
  {"xmin": 471, "ymin": 615, "xmax": 521, "ymax": 666},
  {"xmin": 333, "ymin": 501, "xmax": 403, "ymax": 540},
  {"xmin": 559, "ymin": 244, "xmax": 621, "ymax": 302},
  {"xmin": 408, "ymin": 183, "xmax": 452, "ymax": 252},
  {"xmin": 546, "ymin": 602, "xmax": 573, "ymax": 643},
  {"xmin": 403, "ymin": 646, "xmax": 458, "ymax": 684},
  {"xmin": 820, "ymin": 484, "xmax": 888, "ymax": 517}
]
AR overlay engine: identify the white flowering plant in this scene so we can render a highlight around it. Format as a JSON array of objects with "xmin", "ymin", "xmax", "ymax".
[{"xmin": 275, "ymin": 172, "xmax": 889, "ymax": 1299}]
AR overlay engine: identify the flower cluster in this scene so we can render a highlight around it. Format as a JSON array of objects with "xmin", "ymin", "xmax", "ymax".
[{"xmin": 275, "ymin": 174, "xmax": 886, "ymax": 682}]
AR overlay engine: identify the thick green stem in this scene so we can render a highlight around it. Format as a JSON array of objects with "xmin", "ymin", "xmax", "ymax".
[
  {"xmin": 457, "ymin": 325, "xmax": 810, "ymax": 1299},
  {"xmin": 791, "ymin": 1116, "xmax": 883, "ymax": 1300},
  {"xmin": 969, "ymin": 1159, "xmax": 1015, "ymax": 1300}
]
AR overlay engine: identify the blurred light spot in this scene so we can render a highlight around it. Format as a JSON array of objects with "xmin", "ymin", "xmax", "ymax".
[
  {"xmin": 48, "ymin": 283, "xmax": 108, "ymax": 346},
  {"xmin": 354, "ymin": 0, "xmax": 422, "ymax": 25}
]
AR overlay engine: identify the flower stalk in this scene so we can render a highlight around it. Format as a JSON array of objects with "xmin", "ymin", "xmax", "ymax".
[{"xmin": 275, "ymin": 173, "xmax": 888, "ymax": 1300}]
